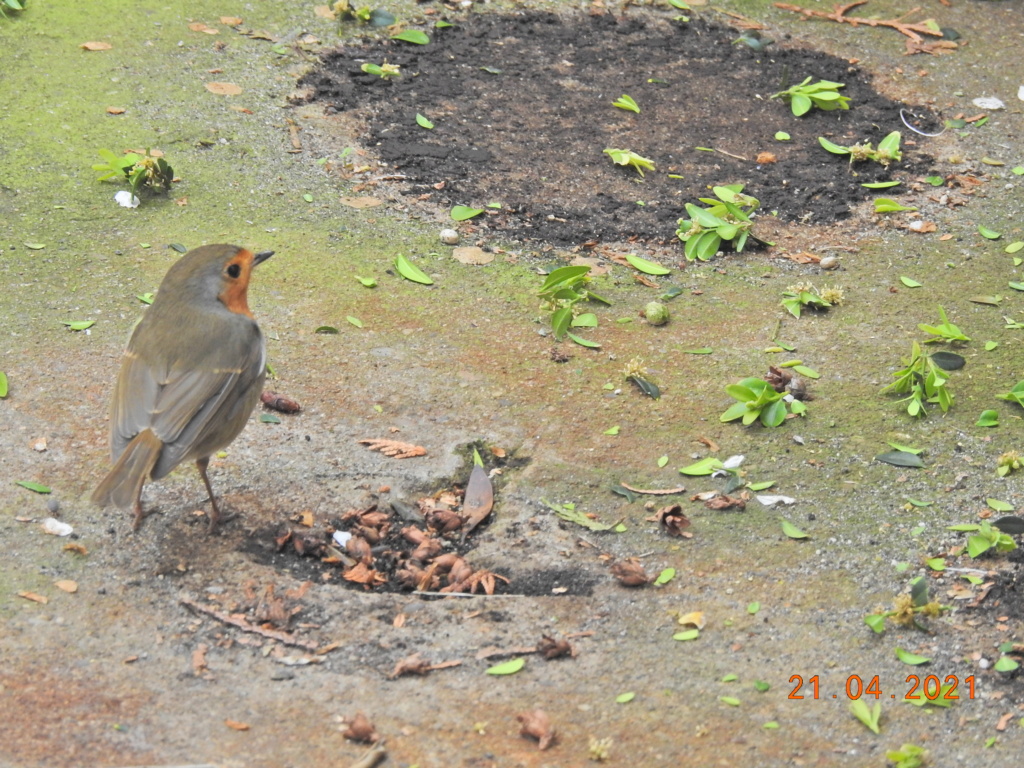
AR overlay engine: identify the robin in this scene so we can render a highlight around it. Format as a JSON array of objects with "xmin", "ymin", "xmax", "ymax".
[{"xmin": 92, "ymin": 244, "xmax": 273, "ymax": 533}]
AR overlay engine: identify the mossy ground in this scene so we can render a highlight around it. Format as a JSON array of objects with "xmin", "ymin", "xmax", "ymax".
[{"xmin": 1, "ymin": 1, "xmax": 1023, "ymax": 765}]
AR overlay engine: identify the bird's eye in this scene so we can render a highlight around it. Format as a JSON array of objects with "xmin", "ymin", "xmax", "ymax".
[{"xmin": 226, "ymin": 263, "xmax": 242, "ymax": 279}]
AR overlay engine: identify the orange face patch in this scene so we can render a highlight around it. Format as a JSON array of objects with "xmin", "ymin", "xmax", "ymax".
[{"xmin": 218, "ymin": 248, "xmax": 255, "ymax": 317}]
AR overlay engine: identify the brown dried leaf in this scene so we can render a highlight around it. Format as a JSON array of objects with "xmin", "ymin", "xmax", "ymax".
[
  {"xmin": 461, "ymin": 465, "xmax": 493, "ymax": 537},
  {"xmin": 756, "ymin": 151, "xmax": 777, "ymax": 164},
  {"xmin": 907, "ymin": 220, "xmax": 937, "ymax": 233},
  {"xmin": 342, "ymin": 712, "xmax": 379, "ymax": 743},
  {"xmin": 192, "ymin": 643, "xmax": 209, "ymax": 675},
  {"xmin": 313, "ymin": 5, "xmax": 336, "ymax": 19},
  {"xmin": 390, "ymin": 652, "xmax": 432, "ymax": 678},
  {"xmin": 106, "ymin": 106, "xmax": 125, "ymax": 115},
  {"xmin": 188, "ymin": 22, "xmax": 220, "ymax": 34},
  {"xmin": 343, "ymin": 562, "xmax": 387, "ymax": 587},
  {"xmin": 765, "ymin": 365, "xmax": 792, "ymax": 392},
  {"xmin": 17, "ymin": 591, "xmax": 48, "ymax": 604},
  {"xmin": 54, "ymin": 580, "xmax": 78, "ymax": 594},
  {"xmin": 610, "ymin": 558, "xmax": 649, "ymax": 587},
  {"xmin": 619, "ymin": 482, "xmax": 686, "ymax": 496},
  {"xmin": 358, "ymin": 438, "xmax": 427, "ymax": 459},
  {"xmin": 651, "ymin": 503, "xmax": 691, "ymax": 537},
  {"xmin": 220, "ymin": 16, "xmax": 243, "ymax": 25},
  {"xmin": 705, "ymin": 494, "xmax": 746, "ymax": 510},
  {"xmin": 261, "ymin": 391, "xmax": 301, "ymax": 413},
  {"xmin": 696, "ymin": 435, "xmax": 720, "ymax": 452},
  {"xmin": 63, "ymin": 542, "xmax": 89, "ymax": 555},
  {"xmin": 537, "ymin": 635, "xmax": 574, "ymax": 660},
  {"xmin": 224, "ymin": 719, "xmax": 250, "ymax": 731},
  {"xmin": 346, "ymin": 535, "xmax": 373, "ymax": 564},
  {"xmin": 905, "ymin": 38, "xmax": 957, "ymax": 56},
  {"xmin": 80, "ymin": 41, "xmax": 113, "ymax": 51},
  {"xmin": 517, "ymin": 709, "xmax": 556, "ymax": 751},
  {"xmin": 340, "ymin": 196, "xmax": 383, "ymax": 209},
  {"xmin": 452, "ymin": 246, "xmax": 494, "ymax": 265},
  {"xmin": 205, "ymin": 82, "xmax": 243, "ymax": 96}
]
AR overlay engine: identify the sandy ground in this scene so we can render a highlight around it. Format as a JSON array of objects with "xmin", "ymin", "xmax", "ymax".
[{"xmin": 2, "ymin": 1, "xmax": 1023, "ymax": 766}]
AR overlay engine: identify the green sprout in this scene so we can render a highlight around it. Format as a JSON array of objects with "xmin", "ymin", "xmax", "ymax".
[
  {"xmin": 918, "ymin": 305, "xmax": 969, "ymax": 343},
  {"xmin": 604, "ymin": 148, "xmax": 655, "ymax": 177},
  {"xmin": 947, "ymin": 520, "xmax": 1017, "ymax": 558},
  {"xmin": 93, "ymin": 148, "xmax": 174, "ymax": 200},
  {"xmin": 996, "ymin": 450, "xmax": 1022, "ymax": 477},
  {"xmin": 611, "ymin": 94, "xmax": 639, "ymax": 113},
  {"xmin": 818, "ymin": 131, "xmax": 902, "ymax": 167},
  {"xmin": 996, "ymin": 380, "xmax": 1024, "ymax": 409},
  {"xmin": 622, "ymin": 357, "xmax": 659, "ymax": 399},
  {"xmin": 537, "ymin": 265, "xmax": 610, "ymax": 341},
  {"xmin": 886, "ymin": 744, "xmax": 927, "ymax": 768},
  {"xmin": 675, "ymin": 184, "xmax": 763, "ymax": 261},
  {"xmin": 770, "ymin": 77, "xmax": 850, "ymax": 116},
  {"xmin": 881, "ymin": 341, "xmax": 953, "ymax": 417},
  {"xmin": 781, "ymin": 283, "xmax": 843, "ymax": 318},
  {"xmin": 0, "ymin": 0, "xmax": 26, "ymax": 17},
  {"xmin": 361, "ymin": 61, "xmax": 401, "ymax": 79},
  {"xmin": 720, "ymin": 376, "xmax": 805, "ymax": 427}
]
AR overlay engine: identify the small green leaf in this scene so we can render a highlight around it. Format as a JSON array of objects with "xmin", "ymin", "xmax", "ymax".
[
  {"xmin": 678, "ymin": 457, "xmax": 723, "ymax": 476},
  {"xmin": 906, "ymin": 499, "xmax": 931, "ymax": 507},
  {"xmin": 612, "ymin": 94, "xmax": 640, "ymax": 113},
  {"xmin": 603, "ymin": 425, "xmax": 620, "ymax": 436},
  {"xmin": 314, "ymin": 326, "xmax": 338, "ymax": 334},
  {"xmin": 763, "ymin": 721, "xmax": 779, "ymax": 730},
  {"xmin": 900, "ymin": 276, "xmax": 922, "ymax": 288},
  {"xmin": 887, "ymin": 442, "xmax": 923, "ymax": 454},
  {"xmin": 864, "ymin": 614, "xmax": 887, "ymax": 634},
  {"xmin": 818, "ymin": 137, "xmax": 850, "ymax": 155},
  {"xmin": 994, "ymin": 656, "xmax": 1020, "ymax": 673},
  {"xmin": 566, "ymin": 331, "xmax": 601, "ymax": 349},
  {"xmin": 615, "ymin": 691, "xmax": 636, "ymax": 703},
  {"xmin": 720, "ymin": 696, "xmax": 741, "ymax": 707},
  {"xmin": 0, "ymin": 371, "xmax": 7, "ymax": 398},
  {"xmin": 754, "ymin": 680, "xmax": 771, "ymax": 692},
  {"xmin": 874, "ymin": 198, "xmax": 917, "ymax": 213},
  {"xmin": 672, "ymin": 629, "xmax": 700, "ymax": 641},
  {"xmin": 986, "ymin": 498, "xmax": 1014, "ymax": 512},
  {"xmin": 747, "ymin": 602, "xmax": 760, "ymax": 615},
  {"xmin": 925, "ymin": 175, "xmax": 944, "ymax": 186},
  {"xmin": 62, "ymin": 321, "xmax": 95, "ymax": 331},
  {"xmin": 861, "ymin": 181, "xmax": 900, "ymax": 189},
  {"xmin": 682, "ymin": 348, "xmax": 713, "ymax": 355},
  {"xmin": 1014, "ymin": 167, "xmax": 1024, "ymax": 176},
  {"xmin": 792, "ymin": 365, "xmax": 819, "ymax": 379},
  {"xmin": 747, "ymin": 481, "xmax": 774, "ymax": 491},
  {"xmin": 302, "ymin": 193, "xmax": 313, "ymax": 203},
  {"xmin": 721, "ymin": 674, "xmax": 738, "ymax": 683},
  {"xmin": 391, "ymin": 30, "xmax": 430, "ymax": 45},
  {"xmin": 260, "ymin": 413, "xmax": 281, "ymax": 424},
  {"xmin": 895, "ymin": 648, "xmax": 931, "ymax": 666},
  {"xmin": 926, "ymin": 558, "xmax": 945, "ymax": 571},
  {"xmin": 657, "ymin": 455, "xmax": 669, "ymax": 468},
  {"xmin": 774, "ymin": 131, "xmax": 790, "ymax": 141},
  {"xmin": 781, "ymin": 519, "xmax": 808, "ymax": 539},
  {"xmin": 24, "ymin": 242, "xmax": 46, "ymax": 250},
  {"xmin": 355, "ymin": 275, "xmax": 377, "ymax": 288},
  {"xmin": 346, "ymin": 316, "xmax": 363, "ymax": 328},
  {"xmin": 136, "ymin": 292, "xmax": 155, "ymax": 305},
  {"xmin": 486, "ymin": 658, "xmax": 525, "ymax": 675},
  {"xmin": 394, "ymin": 254, "xmax": 434, "ymax": 285},
  {"xmin": 654, "ymin": 568, "xmax": 675, "ymax": 585},
  {"xmin": 16, "ymin": 480, "xmax": 52, "ymax": 493},
  {"xmin": 169, "ymin": 243, "xmax": 188, "ymax": 253},
  {"xmin": 435, "ymin": 20, "xmax": 452, "ymax": 29},
  {"xmin": 571, "ymin": 313, "xmax": 598, "ymax": 328},
  {"xmin": 415, "ymin": 113, "xmax": 434, "ymax": 129},
  {"xmin": 876, "ymin": 451, "xmax": 925, "ymax": 468},
  {"xmin": 849, "ymin": 700, "xmax": 881, "ymax": 734},
  {"xmin": 978, "ymin": 225, "xmax": 1002, "ymax": 240},
  {"xmin": 984, "ymin": 341, "xmax": 998, "ymax": 351},
  {"xmin": 1004, "ymin": 241, "xmax": 1024, "ymax": 254},
  {"xmin": 479, "ymin": 66, "xmax": 502, "ymax": 74},
  {"xmin": 625, "ymin": 253, "xmax": 670, "ymax": 275},
  {"xmin": 451, "ymin": 205, "xmax": 483, "ymax": 221}
]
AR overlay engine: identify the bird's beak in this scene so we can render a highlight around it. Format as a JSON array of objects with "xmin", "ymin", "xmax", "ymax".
[{"xmin": 253, "ymin": 250, "xmax": 274, "ymax": 266}]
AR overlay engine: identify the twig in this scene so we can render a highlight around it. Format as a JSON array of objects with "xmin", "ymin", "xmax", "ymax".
[
  {"xmin": 774, "ymin": 2, "xmax": 943, "ymax": 43},
  {"xmin": 415, "ymin": 590, "xmax": 528, "ymax": 598},
  {"xmin": 349, "ymin": 741, "xmax": 387, "ymax": 768},
  {"xmin": 180, "ymin": 597, "xmax": 319, "ymax": 651},
  {"xmin": 714, "ymin": 147, "xmax": 749, "ymax": 162}
]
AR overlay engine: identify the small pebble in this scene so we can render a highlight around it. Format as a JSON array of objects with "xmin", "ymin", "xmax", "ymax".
[
  {"xmin": 819, "ymin": 255, "xmax": 839, "ymax": 270},
  {"xmin": 46, "ymin": 498, "xmax": 60, "ymax": 514},
  {"xmin": 440, "ymin": 228, "xmax": 460, "ymax": 245}
]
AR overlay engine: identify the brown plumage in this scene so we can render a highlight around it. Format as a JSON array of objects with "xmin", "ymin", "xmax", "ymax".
[{"xmin": 92, "ymin": 244, "xmax": 273, "ymax": 532}]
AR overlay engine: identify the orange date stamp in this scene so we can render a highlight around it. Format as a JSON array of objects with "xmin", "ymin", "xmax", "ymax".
[{"xmin": 788, "ymin": 674, "xmax": 977, "ymax": 701}]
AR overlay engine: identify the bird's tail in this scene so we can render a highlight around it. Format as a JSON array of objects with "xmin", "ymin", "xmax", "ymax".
[{"xmin": 91, "ymin": 430, "xmax": 163, "ymax": 510}]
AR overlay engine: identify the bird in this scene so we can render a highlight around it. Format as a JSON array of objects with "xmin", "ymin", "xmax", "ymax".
[{"xmin": 92, "ymin": 244, "xmax": 273, "ymax": 533}]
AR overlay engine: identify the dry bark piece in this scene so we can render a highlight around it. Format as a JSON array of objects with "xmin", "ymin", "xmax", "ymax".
[
  {"xmin": 343, "ymin": 712, "xmax": 380, "ymax": 743},
  {"xmin": 610, "ymin": 559, "xmax": 650, "ymax": 587},
  {"xmin": 619, "ymin": 482, "xmax": 686, "ymax": 495},
  {"xmin": 517, "ymin": 709, "xmax": 556, "ymax": 750},
  {"xmin": 705, "ymin": 494, "xmax": 746, "ymax": 511},
  {"xmin": 774, "ymin": 2, "xmax": 946, "ymax": 45},
  {"xmin": 224, "ymin": 719, "xmax": 250, "ymax": 731},
  {"xmin": 261, "ymin": 391, "xmax": 302, "ymax": 413},
  {"xmin": 358, "ymin": 438, "xmax": 427, "ymax": 458},
  {"xmin": 205, "ymin": 82, "xmax": 243, "ymax": 95}
]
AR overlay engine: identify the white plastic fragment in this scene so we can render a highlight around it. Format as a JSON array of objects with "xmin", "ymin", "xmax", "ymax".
[
  {"xmin": 332, "ymin": 530, "xmax": 352, "ymax": 548},
  {"xmin": 972, "ymin": 96, "xmax": 1005, "ymax": 110},
  {"xmin": 115, "ymin": 190, "xmax": 140, "ymax": 208},
  {"xmin": 757, "ymin": 495, "xmax": 796, "ymax": 507},
  {"xmin": 41, "ymin": 517, "xmax": 73, "ymax": 536},
  {"xmin": 722, "ymin": 454, "xmax": 745, "ymax": 469},
  {"xmin": 1019, "ymin": 85, "xmax": 1024, "ymax": 103}
]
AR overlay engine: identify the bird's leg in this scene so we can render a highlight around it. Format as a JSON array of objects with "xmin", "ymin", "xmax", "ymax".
[
  {"xmin": 196, "ymin": 456, "xmax": 227, "ymax": 534},
  {"xmin": 132, "ymin": 498, "xmax": 145, "ymax": 531}
]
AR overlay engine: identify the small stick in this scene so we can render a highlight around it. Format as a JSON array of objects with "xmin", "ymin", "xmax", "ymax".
[
  {"xmin": 349, "ymin": 741, "xmax": 387, "ymax": 768},
  {"xmin": 180, "ymin": 597, "xmax": 319, "ymax": 651}
]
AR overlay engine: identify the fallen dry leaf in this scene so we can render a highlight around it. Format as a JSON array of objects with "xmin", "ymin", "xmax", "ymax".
[
  {"xmin": 80, "ymin": 41, "xmax": 113, "ymax": 51},
  {"xmin": 650, "ymin": 503, "xmax": 691, "ymax": 537},
  {"xmin": 54, "ymin": 580, "xmax": 78, "ymax": 594},
  {"xmin": 313, "ymin": 5, "xmax": 336, "ymax": 19},
  {"xmin": 340, "ymin": 196, "xmax": 383, "ymax": 209},
  {"xmin": 192, "ymin": 643, "xmax": 209, "ymax": 675},
  {"xmin": 224, "ymin": 719, "xmax": 250, "ymax": 731},
  {"xmin": 390, "ymin": 652, "xmax": 432, "ymax": 678},
  {"xmin": 610, "ymin": 559, "xmax": 649, "ymax": 587},
  {"xmin": 517, "ymin": 709, "xmax": 556, "ymax": 751},
  {"xmin": 696, "ymin": 435, "xmax": 720, "ymax": 452},
  {"xmin": 460, "ymin": 464, "xmax": 493, "ymax": 538},
  {"xmin": 619, "ymin": 482, "xmax": 685, "ymax": 496},
  {"xmin": 537, "ymin": 635, "xmax": 574, "ymax": 659},
  {"xmin": 706, "ymin": 494, "xmax": 746, "ymax": 511},
  {"xmin": 220, "ymin": 16, "xmax": 243, "ymax": 25},
  {"xmin": 756, "ymin": 151, "xmax": 777, "ymax": 164},
  {"xmin": 205, "ymin": 82, "xmax": 243, "ymax": 96},
  {"xmin": 261, "ymin": 391, "xmax": 301, "ymax": 413},
  {"xmin": 678, "ymin": 610, "xmax": 706, "ymax": 629},
  {"xmin": 342, "ymin": 712, "xmax": 379, "ymax": 743},
  {"xmin": 358, "ymin": 438, "xmax": 427, "ymax": 459},
  {"xmin": 18, "ymin": 591, "xmax": 48, "ymax": 604},
  {"xmin": 452, "ymin": 246, "xmax": 494, "ymax": 265},
  {"xmin": 106, "ymin": 106, "xmax": 125, "ymax": 115},
  {"xmin": 996, "ymin": 712, "xmax": 1014, "ymax": 731},
  {"xmin": 907, "ymin": 220, "xmax": 937, "ymax": 233},
  {"xmin": 63, "ymin": 542, "xmax": 88, "ymax": 555},
  {"xmin": 188, "ymin": 22, "xmax": 220, "ymax": 34}
]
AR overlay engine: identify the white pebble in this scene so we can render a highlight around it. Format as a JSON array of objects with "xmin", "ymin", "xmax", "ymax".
[{"xmin": 439, "ymin": 228, "xmax": 460, "ymax": 245}]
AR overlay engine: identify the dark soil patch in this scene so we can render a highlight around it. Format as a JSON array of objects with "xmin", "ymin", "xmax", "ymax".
[{"xmin": 301, "ymin": 10, "xmax": 939, "ymax": 247}]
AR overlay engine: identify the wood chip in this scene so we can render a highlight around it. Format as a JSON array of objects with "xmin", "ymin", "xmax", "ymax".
[
  {"xmin": 106, "ymin": 106, "xmax": 125, "ymax": 115},
  {"xmin": 220, "ymin": 16, "xmax": 243, "ymax": 25},
  {"xmin": 54, "ymin": 580, "xmax": 78, "ymax": 593},
  {"xmin": 80, "ymin": 41, "xmax": 113, "ymax": 51},
  {"xmin": 205, "ymin": 82, "xmax": 243, "ymax": 96},
  {"xmin": 18, "ymin": 591, "xmax": 48, "ymax": 604},
  {"xmin": 224, "ymin": 719, "xmax": 250, "ymax": 731}
]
